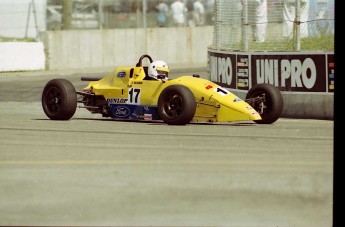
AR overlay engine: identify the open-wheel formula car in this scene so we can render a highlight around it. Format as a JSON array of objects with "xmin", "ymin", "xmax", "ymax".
[{"xmin": 42, "ymin": 54, "xmax": 283, "ymax": 125}]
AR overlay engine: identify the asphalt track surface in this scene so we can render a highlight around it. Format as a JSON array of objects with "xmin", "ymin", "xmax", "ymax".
[{"xmin": 0, "ymin": 68, "xmax": 334, "ymax": 226}]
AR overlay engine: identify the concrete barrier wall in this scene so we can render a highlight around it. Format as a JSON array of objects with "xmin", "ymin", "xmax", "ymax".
[
  {"xmin": 41, "ymin": 26, "xmax": 214, "ymax": 70},
  {"xmin": 229, "ymin": 90, "xmax": 334, "ymax": 120},
  {"xmin": 0, "ymin": 42, "xmax": 45, "ymax": 72},
  {"xmin": 207, "ymin": 50, "xmax": 334, "ymax": 120}
]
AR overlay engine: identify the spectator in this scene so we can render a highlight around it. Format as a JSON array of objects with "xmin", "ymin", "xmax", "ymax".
[
  {"xmin": 205, "ymin": 0, "xmax": 215, "ymax": 25},
  {"xmin": 283, "ymin": 0, "xmax": 309, "ymax": 39},
  {"xmin": 186, "ymin": 0, "xmax": 194, "ymax": 26},
  {"xmin": 249, "ymin": 0, "xmax": 268, "ymax": 42},
  {"xmin": 308, "ymin": 0, "xmax": 329, "ymax": 37},
  {"xmin": 170, "ymin": 0, "xmax": 188, "ymax": 27},
  {"xmin": 156, "ymin": 0, "xmax": 170, "ymax": 27},
  {"xmin": 193, "ymin": 0, "xmax": 206, "ymax": 26}
]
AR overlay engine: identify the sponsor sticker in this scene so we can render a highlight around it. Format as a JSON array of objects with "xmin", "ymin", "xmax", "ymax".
[
  {"xmin": 233, "ymin": 97, "xmax": 241, "ymax": 102},
  {"xmin": 205, "ymin": 84, "xmax": 213, "ymax": 89},
  {"xmin": 113, "ymin": 106, "xmax": 130, "ymax": 118},
  {"xmin": 117, "ymin": 72, "xmax": 126, "ymax": 78},
  {"xmin": 107, "ymin": 98, "xmax": 128, "ymax": 104},
  {"xmin": 144, "ymin": 114, "xmax": 152, "ymax": 120}
]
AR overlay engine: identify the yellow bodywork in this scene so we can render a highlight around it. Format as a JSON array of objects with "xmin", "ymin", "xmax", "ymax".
[{"xmin": 83, "ymin": 66, "xmax": 262, "ymax": 123}]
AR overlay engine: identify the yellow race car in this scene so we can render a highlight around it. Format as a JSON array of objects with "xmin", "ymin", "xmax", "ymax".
[{"xmin": 42, "ymin": 54, "xmax": 283, "ymax": 125}]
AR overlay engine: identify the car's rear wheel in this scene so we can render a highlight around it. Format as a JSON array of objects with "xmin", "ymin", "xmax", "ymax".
[
  {"xmin": 158, "ymin": 85, "xmax": 196, "ymax": 125},
  {"xmin": 42, "ymin": 79, "xmax": 77, "ymax": 120},
  {"xmin": 245, "ymin": 83, "xmax": 283, "ymax": 124}
]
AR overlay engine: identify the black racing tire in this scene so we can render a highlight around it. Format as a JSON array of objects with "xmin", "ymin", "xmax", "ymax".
[
  {"xmin": 246, "ymin": 83, "xmax": 283, "ymax": 124},
  {"xmin": 41, "ymin": 79, "xmax": 77, "ymax": 120},
  {"xmin": 158, "ymin": 85, "xmax": 196, "ymax": 125}
]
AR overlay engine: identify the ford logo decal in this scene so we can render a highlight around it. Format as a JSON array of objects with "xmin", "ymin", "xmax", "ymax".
[{"xmin": 113, "ymin": 106, "xmax": 130, "ymax": 117}]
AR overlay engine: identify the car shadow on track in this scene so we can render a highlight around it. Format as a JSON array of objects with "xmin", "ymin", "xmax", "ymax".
[{"xmin": 35, "ymin": 117, "xmax": 258, "ymax": 127}]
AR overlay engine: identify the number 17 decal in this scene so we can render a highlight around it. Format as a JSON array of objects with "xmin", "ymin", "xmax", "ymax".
[
  {"xmin": 128, "ymin": 88, "xmax": 141, "ymax": 104},
  {"xmin": 214, "ymin": 87, "xmax": 230, "ymax": 96}
]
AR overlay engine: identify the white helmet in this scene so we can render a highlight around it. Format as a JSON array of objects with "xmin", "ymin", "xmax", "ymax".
[{"xmin": 148, "ymin": 60, "xmax": 169, "ymax": 80}]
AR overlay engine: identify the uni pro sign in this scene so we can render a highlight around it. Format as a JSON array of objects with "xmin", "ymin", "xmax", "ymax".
[{"xmin": 208, "ymin": 51, "xmax": 334, "ymax": 93}]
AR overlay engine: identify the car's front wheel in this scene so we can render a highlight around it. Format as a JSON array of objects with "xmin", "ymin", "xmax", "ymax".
[
  {"xmin": 158, "ymin": 85, "xmax": 196, "ymax": 125},
  {"xmin": 245, "ymin": 83, "xmax": 283, "ymax": 124},
  {"xmin": 41, "ymin": 79, "xmax": 77, "ymax": 120}
]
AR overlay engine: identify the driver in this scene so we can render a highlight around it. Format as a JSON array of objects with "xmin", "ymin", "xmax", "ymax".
[{"xmin": 147, "ymin": 60, "xmax": 169, "ymax": 80}]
